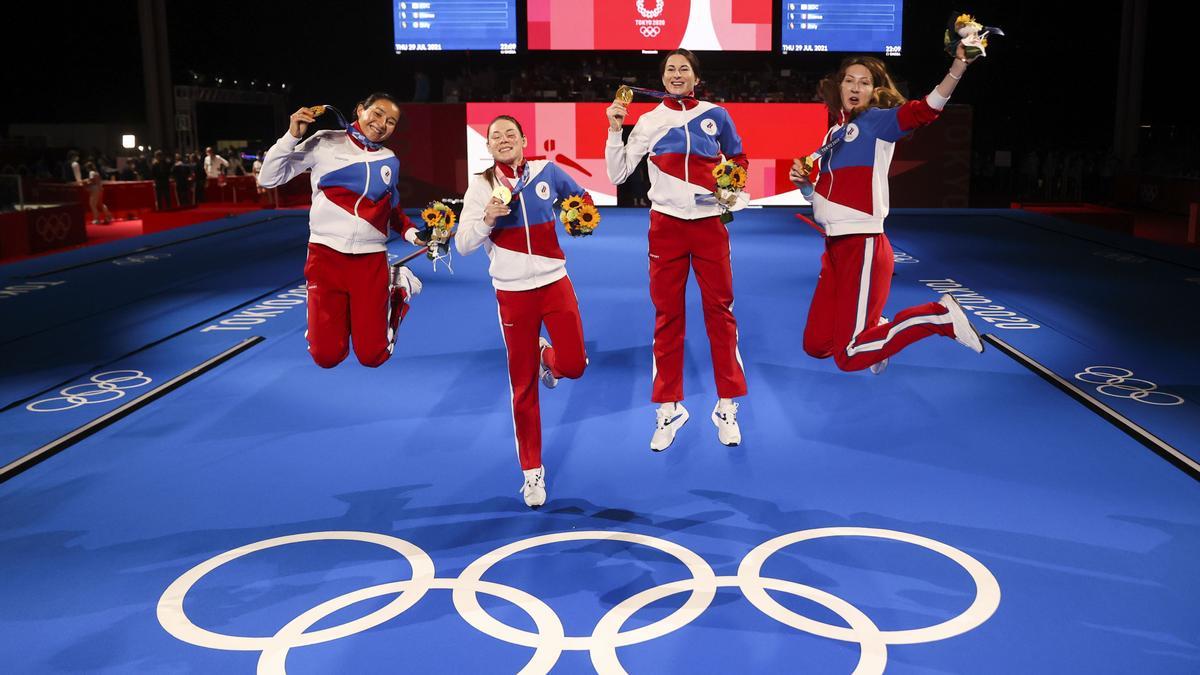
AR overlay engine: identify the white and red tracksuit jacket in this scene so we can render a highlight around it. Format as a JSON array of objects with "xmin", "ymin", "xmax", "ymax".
[
  {"xmin": 455, "ymin": 160, "xmax": 591, "ymax": 290},
  {"xmin": 606, "ymin": 98, "xmax": 749, "ymax": 220},
  {"xmin": 257, "ymin": 126, "xmax": 416, "ymax": 251},
  {"xmin": 809, "ymin": 91, "xmax": 950, "ymax": 237}
]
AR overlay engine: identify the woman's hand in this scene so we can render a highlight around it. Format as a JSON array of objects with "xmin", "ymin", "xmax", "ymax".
[
  {"xmin": 606, "ymin": 101, "xmax": 628, "ymax": 132},
  {"xmin": 482, "ymin": 198, "xmax": 511, "ymax": 226},
  {"xmin": 288, "ymin": 107, "xmax": 318, "ymax": 139},
  {"xmin": 955, "ymin": 42, "xmax": 980, "ymax": 65}
]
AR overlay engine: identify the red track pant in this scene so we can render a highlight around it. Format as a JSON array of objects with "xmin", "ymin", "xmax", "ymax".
[
  {"xmin": 496, "ymin": 275, "xmax": 588, "ymax": 470},
  {"xmin": 648, "ymin": 210, "xmax": 747, "ymax": 403},
  {"xmin": 803, "ymin": 233, "xmax": 953, "ymax": 371},
  {"xmin": 304, "ymin": 242, "xmax": 408, "ymax": 369}
]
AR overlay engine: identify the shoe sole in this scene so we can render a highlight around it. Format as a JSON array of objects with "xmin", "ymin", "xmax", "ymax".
[{"xmin": 651, "ymin": 408, "xmax": 689, "ymax": 452}]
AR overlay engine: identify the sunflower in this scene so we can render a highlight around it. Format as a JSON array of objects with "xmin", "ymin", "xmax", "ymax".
[
  {"xmin": 730, "ymin": 166, "xmax": 747, "ymax": 190},
  {"xmin": 561, "ymin": 195, "xmax": 584, "ymax": 212},
  {"xmin": 571, "ymin": 203, "xmax": 600, "ymax": 236}
]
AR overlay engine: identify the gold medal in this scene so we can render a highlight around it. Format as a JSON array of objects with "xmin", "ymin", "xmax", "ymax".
[
  {"xmin": 615, "ymin": 85, "xmax": 634, "ymax": 105},
  {"xmin": 491, "ymin": 185, "xmax": 512, "ymax": 205},
  {"xmin": 309, "ymin": 105, "xmax": 327, "ymax": 117}
]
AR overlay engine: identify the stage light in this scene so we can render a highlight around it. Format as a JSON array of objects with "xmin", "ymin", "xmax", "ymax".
[
  {"xmin": 137, "ymin": 145, "xmax": 145, "ymax": 151},
  {"xmin": 122, "ymin": 135, "xmax": 136, "ymax": 149}
]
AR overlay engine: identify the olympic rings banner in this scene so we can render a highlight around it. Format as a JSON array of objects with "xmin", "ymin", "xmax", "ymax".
[
  {"xmin": 158, "ymin": 527, "xmax": 1001, "ymax": 673},
  {"xmin": 528, "ymin": 0, "xmax": 772, "ymax": 51},
  {"xmin": 467, "ymin": 102, "xmax": 829, "ymax": 206},
  {"xmin": 0, "ymin": 204, "xmax": 86, "ymax": 258}
]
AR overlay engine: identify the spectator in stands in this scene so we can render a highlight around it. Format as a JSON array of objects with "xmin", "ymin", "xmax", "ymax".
[
  {"xmin": 150, "ymin": 150, "xmax": 171, "ymax": 209},
  {"xmin": 173, "ymin": 153, "xmax": 193, "ymax": 207},
  {"xmin": 204, "ymin": 146, "xmax": 228, "ymax": 180},
  {"xmin": 118, "ymin": 159, "xmax": 137, "ymax": 181},
  {"xmin": 226, "ymin": 149, "xmax": 246, "ymax": 177},
  {"xmin": 192, "ymin": 152, "xmax": 206, "ymax": 203},
  {"xmin": 67, "ymin": 151, "xmax": 82, "ymax": 183},
  {"xmin": 252, "ymin": 150, "xmax": 267, "ymax": 203}
]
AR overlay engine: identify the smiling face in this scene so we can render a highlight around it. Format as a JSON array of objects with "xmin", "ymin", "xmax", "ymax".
[
  {"xmin": 840, "ymin": 64, "xmax": 873, "ymax": 114},
  {"xmin": 661, "ymin": 54, "xmax": 699, "ymax": 97},
  {"xmin": 487, "ymin": 118, "xmax": 527, "ymax": 165},
  {"xmin": 355, "ymin": 99, "xmax": 400, "ymax": 143}
]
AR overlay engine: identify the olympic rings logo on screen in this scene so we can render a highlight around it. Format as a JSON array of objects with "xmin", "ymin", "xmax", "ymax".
[
  {"xmin": 639, "ymin": 26, "xmax": 662, "ymax": 38},
  {"xmin": 1074, "ymin": 366, "xmax": 1185, "ymax": 406},
  {"xmin": 158, "ymin": 528, "xmax": 1001, "ymax": 674},
  {"xmin": 26, "ymin": 370, "xmax": 154, "ymax": 412},
  {"xmin": 35, "ymin": 213, "xmax": 71, "ymax": 242}
]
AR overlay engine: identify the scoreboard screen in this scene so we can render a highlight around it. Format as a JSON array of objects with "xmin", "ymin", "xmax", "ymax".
[
  {"xmin": 780, "ymin": 1, "xmax": 903, "ymax": 55},
  {"xmin": 393, "ymin": 0, "xmax": 518, "ymax": 53}
]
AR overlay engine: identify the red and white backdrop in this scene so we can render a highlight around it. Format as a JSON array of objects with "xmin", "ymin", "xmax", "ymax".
[
  {"xmin": 466, "ymin": 102, "xmax": 829, "ymax": 206},
  {"xmin": 389, "ymin": 102, "xmax": 970, "ymax": 209}
]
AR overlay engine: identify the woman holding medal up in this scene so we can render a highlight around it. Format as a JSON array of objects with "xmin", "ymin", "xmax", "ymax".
[
  {"xmin": 456, "ymin": 114, "xmax": 598, "ymax": 509},
  {"xmin": 258, "ymin": 92, "xmax": 426, "ymax": 369},
  {"xmin": 606, "ymin": 49, "xmax": 749, "ymax": 453}
]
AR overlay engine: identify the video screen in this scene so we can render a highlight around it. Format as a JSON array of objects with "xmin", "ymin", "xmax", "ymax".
[
  {"xmin": 528, "ymin": 0, "xmax": 772, "ymax": 51},
  {"xmin": 780, "ymin": 1, "xmax": 903, "ymax": 55},
  {"xmin": 393, "ymin": 0, "xmax": 517, "ymax": 53}
]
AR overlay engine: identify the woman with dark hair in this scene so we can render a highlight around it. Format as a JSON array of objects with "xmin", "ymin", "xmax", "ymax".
[
  {"xmin": 456, "ymin": 114, "xmax": 596, "ymax": 508},
  {"xmin": 258, "ymin": 92, "xmax": 424, "ymax": 369},
  {"xmin": 790, "ymin": 46, "xmax": 986, "ymax": 375},
  {"xmin": 605, "ymin": 48, "xmax": 749, "ymax": 453}
]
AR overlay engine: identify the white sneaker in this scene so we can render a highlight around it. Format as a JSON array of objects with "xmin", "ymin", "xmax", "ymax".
[
  {"xmin": 938, "ymin": 294, "xmax": 984, "ymax": 353},
  {"xmin": 538, "ymin": 337, "xmax": 558, "ymax": 389},
  {"xmin": 711, "ymin": 399, "xmax": 741, "ymax": 446},
  {"xmin": 869, "ymin": 316, "xmax": 890, "ymax": 375},
  {"xmin": 650, "ymin": 402, "xmax": 689, "ymax": 452},
  {"xmin": 520, "ymin": 466, "xmax": 546, "ymax": 508}
]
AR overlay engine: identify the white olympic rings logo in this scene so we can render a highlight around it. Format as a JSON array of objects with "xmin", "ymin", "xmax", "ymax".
[
  {"xmin": 26, "ymin": 370, "xmax": 154, "ymax": 412},
  {"xmin": 636, "ymin": 0, "xmax": 664, "ymax": 19},
  {"xmin": 639, "ymin": 26, "xmax": 662, "ymax": 37},
  {"xmin": 35, "ymin": 213, "xmax": 71, "ymax": 241},
  {"xmin": 158, "ymin": 527, "xmax": 1001, "ymax": 674},
  {"xmin": 1074, "ymin": 365, "xmax": 1185, "ymax": 406}
]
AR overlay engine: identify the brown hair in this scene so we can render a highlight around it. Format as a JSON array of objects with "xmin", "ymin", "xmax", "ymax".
[
  {"xmin": 659, "ymin": 48, "xmax": 701, "ymax": 80},
  {"xmin": 818, "ymin": 56, "xmax": 906, "ymax": 122},
  {"xmin": 479, "ymin": 115, "xmax": 525, "ymax": 188}
]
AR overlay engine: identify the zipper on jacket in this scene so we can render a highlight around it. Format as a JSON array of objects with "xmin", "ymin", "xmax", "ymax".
[
  {"xmin": 353, "ymin": 159, "xmax": 370, "ymax": 218},
  {"xmin": 520, "ymin": 192, "xmax": 532, "ymax": 254},
  {"xmin": 683, "ymin": 117, "xmax": 691, "ymax": 184}
]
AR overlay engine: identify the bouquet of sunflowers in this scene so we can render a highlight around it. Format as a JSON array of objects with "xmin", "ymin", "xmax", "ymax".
[
  {"xmin": 420, "ymin": 201, "xmax": 457, "ymax": 259},
  {"xmin": 559, "ymin": 194, "xmax": 600, "ymax": 237},
  {"xmin": 712, "ymin": 159, "xmax": 747, "ymax": 223}
]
